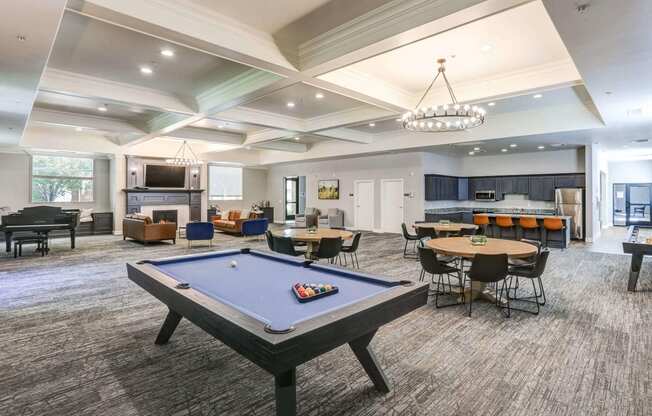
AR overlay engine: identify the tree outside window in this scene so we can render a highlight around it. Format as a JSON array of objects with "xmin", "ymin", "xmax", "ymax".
[{"xmin": 31, "ymin": 155, "xmax": 94, "ymax": 203}]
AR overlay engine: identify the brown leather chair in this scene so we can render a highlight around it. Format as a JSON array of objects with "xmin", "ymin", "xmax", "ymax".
[{"xmin": 123, "ymin": 215, "xmax": 176, "ymax": 245}]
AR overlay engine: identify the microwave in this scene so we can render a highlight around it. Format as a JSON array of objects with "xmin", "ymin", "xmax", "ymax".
[{"xmin": 475, "ymin": 190, "xmax": 496, "ymax": 201}]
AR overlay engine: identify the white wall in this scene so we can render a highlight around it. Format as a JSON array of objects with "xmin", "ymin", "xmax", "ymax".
[
  {"xmin": 605, "ymin": 159, "xmax": 652, "ymax": 227},
  {"xmin": 267, "ymin": 152, "xmax": 424, "ymax": 229},
  {"xmin": 0, "ymin": 151, "xmax": 112, "ymax": 213},
  {"xmin": 459, "ymin": 148, "xmax": 585, "ymax": 176}
]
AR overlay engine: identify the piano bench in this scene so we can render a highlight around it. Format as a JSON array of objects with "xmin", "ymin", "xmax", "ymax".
[{"xmin": 13, "ymin": 235, "xmax": 48, "ymax": 258}]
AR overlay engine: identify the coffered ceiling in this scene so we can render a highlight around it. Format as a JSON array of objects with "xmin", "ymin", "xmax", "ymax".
[{"xmin": 2, "ymin": 0, "xmax": 651, "ymax": 165}]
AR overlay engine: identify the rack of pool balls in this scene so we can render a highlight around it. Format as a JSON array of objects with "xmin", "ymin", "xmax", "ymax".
[{"xmin": 292, "ymin": 282, "xmax": 338, "ymax": 303}]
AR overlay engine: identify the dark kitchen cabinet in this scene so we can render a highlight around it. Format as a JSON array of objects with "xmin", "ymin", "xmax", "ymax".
[
  {"xmin": 555, "ymin": 174, "xmax": 585, "ymax": 188},
  {"xmin": 529, "ymin": 176, "xmax": 556, "ymax": 201},
  {"xmin": 496, "ymin": 176, "xmax": 529, "ymax": 200},
  {"xmin": 458, "ymin": 177, "xmax": 469, "ymax": 200},
  {"xmin": 425, "ymin": 175, "xmax": 459, "ymax": 201}
]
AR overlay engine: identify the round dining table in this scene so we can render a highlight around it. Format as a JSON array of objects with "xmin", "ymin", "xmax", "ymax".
[
  {"xmin": 425, "ymin": 237, "xmax": 537, "ymax": 303},
  {"xmin": 274, "ymin": 228, "xmax": 353, "ymax": 258},
  {"xmin": 414, "ymin": 222, "xmax": 478, "ymax": 234}
]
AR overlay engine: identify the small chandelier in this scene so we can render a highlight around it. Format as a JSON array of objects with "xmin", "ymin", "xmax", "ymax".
[
  {"xmin": 165, "ymin": 140, "xmax": 202, "ymax": 165},
  {"xmin": 402, "ymin": 58, "xmax": 486, "ymax": 132}
]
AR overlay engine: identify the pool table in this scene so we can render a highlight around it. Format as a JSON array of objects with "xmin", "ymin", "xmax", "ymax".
[{"xmin": 126, "ymin": 248, "xmax": 428, "ymax": 416}]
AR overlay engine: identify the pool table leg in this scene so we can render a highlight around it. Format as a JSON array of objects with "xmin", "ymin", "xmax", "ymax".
[
  {"xmin": 349, "ymin": 329, "xmax": 391, "ymax": 394},
  {"xmin": 628, "ymin": 253, "xmax": 643, "ymax": 292},
  {"xmin": 155, "ymin": 308, "xmax": 183, "ymax": 345},
  {"xmin": 274, "ymin": 368, "xmax": 296, "ymax": 416}
]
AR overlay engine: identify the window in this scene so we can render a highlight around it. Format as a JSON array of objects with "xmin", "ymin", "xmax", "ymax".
[
  {"xmin": 208, "ymin": 165, "xmax": 243, "ymax": 200},
  {"xmin": 31, "ymin": 155, "xmax": 94, "ymax": 203}
]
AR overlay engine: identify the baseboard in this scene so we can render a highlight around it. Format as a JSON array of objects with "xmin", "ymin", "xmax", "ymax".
[{"xmin": 113, "ymin": 231, "xmax": 123, "ymax": 236}]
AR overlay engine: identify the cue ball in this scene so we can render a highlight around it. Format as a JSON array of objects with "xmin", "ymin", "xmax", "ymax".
[{"xmin": 230, "ymin": 260, "xmax": 238, "ymax": 268}]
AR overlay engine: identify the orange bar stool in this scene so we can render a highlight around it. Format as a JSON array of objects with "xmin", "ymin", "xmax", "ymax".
[
  {"xmin": 473, "ymin": 214, "xmax": 490, "ymax": 235},
  {"xmin": 543, "ymin": 217, "xmax": 565, "ymax": 249},
  {"xmin": 495, "ymin": 215, "xmax": 515, "ymax": 239},
  {"xmin": 519, "ymin": 216, "xmax": 540, "ymax": 241}
]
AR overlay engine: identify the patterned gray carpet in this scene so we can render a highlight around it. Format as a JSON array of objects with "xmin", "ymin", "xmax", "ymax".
[{"xmin": 0, "ymin": 229, "xmax": 650, "ymax": 416}]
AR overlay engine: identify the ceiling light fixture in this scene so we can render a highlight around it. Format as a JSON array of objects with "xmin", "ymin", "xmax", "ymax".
[
  {"xmin": 501, "ymin": 148, "xmax": 508, "ymax": 152},
  {"xmin": 286, "ymin": 101, "xmax": 295, "ymax": 108},
  {"xmin": 468, "ymin": 151, "xmax": 475, "ymax": 155},
  {"xmin": 369, "ymin": 122, "xmax": 376, "ymax": 127},
  {"xmin": 140, "ymin": 66, "xmax": 153, "ymax": 75},
  {"xmin": 315, "ymin": 93, "xmax": 324, "ymax": 99},
  {"xmin": 165, "ymin": 140, "xmax": 202, "ymax": 165},
  {"xmin": 537, "ymin": 145, "xmax": 545, "ymax": 150},
  {"xmin": 509, "ymin": 144, "xmax": 517, "ymax": 148},
  {"xmin": 97, "ymin": 106, "xmax": 107, "ymax": 112},
  {"xmin": 480, "ymin": 44, "xmax": 492, "ymax": 52},
  {"xmin": 473, "ymin": 147, "xmax": 481, "ymax": 151},
  {"xmin": 294, "ymin": 137, "xmax": 300, "ymax": 141},
  {"xmin": 218, "ymin": 124, "xmax": 224, "ymax": 129},
  {"xmin": 75, "ymin": 127, "xmax": 83, "ymax": 132},
  {"xmin": 488, "ymin": 102, "xmax": 496, "ymax": 107},
  {"xmin": 402, "ymin": 58, "xmax": 485, "ymax": 132},
  {"xmin": 16, "ymin": 34, "xmax": 26, "ymax": 41},
  {"xmin": 533, "ymin": 94, "xmax": 543, "ymax": 99},
  {"xmin": 161, "ymin": 49, "xmax": 175, "ymax": 57}
]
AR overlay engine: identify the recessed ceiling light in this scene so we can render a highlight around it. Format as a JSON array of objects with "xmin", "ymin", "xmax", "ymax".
[
  {"xmin": 245, "ymin": 146, "xmax": 251, "ymax": 150},
  {"xmin": 218, "ymin": 124, "xmax": 225, "ymax": 129},
  {"xmin": 395, "ymin": 118, "xmax": 402, "ymax": 122},
  {"xmin": 501, "ymin": 148, "xmax": 508, "ymax": 152},
  {"xmin": 140, "ymin": 66, "xmax": 153, "ymax": 75},
  {"xmin": 473, "ymin": 147, "xmax": 480, "ymax": 151},
  {"xmin": 75, "ymin": 127, "xmax": 83, "ymax": 132},
  {"xmin": 286, "ymin": 101, "xmax": 295, "ymax": 108},
  {"xmin": 468, "ymin": 151, "xmax": 475, "ymax": 155},
  {"xmin": 97, "ymin": 106, "xmax": 107, "ymax": 112},
  {"xmin": 509, "ymin": 144, "xmax": 517, "ymax": 148},
  {"xmin": 369, "ymin": 122, "xmax": 375, "ymax": 127},
  {"xmin": 161, "ymin": 49, "xmax": 174, "ymax": 57},
  {"xmin": 537, "ymin": 145, "xmax": 545, "ymax": 150},
  {"xmin": 488, "ymin": 102, "xmax": 496, "ymax": 107},
  {"xmin": 533, "ymin": 94, "xmax": 543, "ymax": 99},
  {"xmin": 480, "ymin": 44, "xmax": 492, "ymax": 52},
  {"xmin": 315, "ymin": 92, "xmax": 324, "ymax": 99},
  {"xmin": 294, "ymin": 137, "xmax": 300, "ymax": 141}
]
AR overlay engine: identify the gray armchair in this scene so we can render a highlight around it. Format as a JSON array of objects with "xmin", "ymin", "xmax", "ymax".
[
  {"xmin": 295, "ymin": 207, "xmax": 319, "ymax": 228},
  {"xmin": 318, "ymin": 208, "xmax": 344, "ymax": 228}
]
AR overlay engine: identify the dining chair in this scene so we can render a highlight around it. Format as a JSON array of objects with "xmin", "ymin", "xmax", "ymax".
[
  {"xmin": 339, "ymin": 232, "xmax": 361, "ymax": 268},
  {"xmin": 417, "ymin": 246, "xmax": 463, "ymax": 308},
  {"xmin": 401, "ymin": 223, "xmax": 419, "ymax": 258},
  {"xmin": 457, "ymin": 227, "xmax": 477, "ymax": 237},
  {"xmin": 272, "ymin": 235, "xmax": 306, "ymax": 257},
  {"xmin": 313, "ymin": 237, "xmax": 343, "ymax": 263},
  {"xmin": 265, "ymin": 230, "xmax": 275, "ymax": 251},
  {"xmin": 464, "ymin": 253, "xmax": 510, "ymax": 317},
  {"xmin": 507, "ymin": 249, "xmax": 550, "ymax": 315},
  {"xmin": 416, "ymin": 226, "xmax": 437, "ymax": 239}
]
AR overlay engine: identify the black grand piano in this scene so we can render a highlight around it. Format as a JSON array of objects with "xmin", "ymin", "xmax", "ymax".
[
  {"xmin": 622, "ymin": 225, "xmax": 652, "ymax": 291},
  {"xmin": 1, "ymin": 206, "xmax": 80, "ymax": 252}
]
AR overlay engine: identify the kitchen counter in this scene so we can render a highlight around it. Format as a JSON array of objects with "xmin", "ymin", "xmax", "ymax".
[{"xmin": 481, "ymin": 213, "xmax": 572, "ymax": 220}]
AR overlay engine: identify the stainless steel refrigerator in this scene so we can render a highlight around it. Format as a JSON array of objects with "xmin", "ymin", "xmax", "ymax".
[{"xmin": 555, "ymin": 188, "xmax": 584, "ymax": 239}]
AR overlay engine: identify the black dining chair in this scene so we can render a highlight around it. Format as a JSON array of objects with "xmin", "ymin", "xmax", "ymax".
[
  {"xmin": 417, "ymin": 246, "xmax": 463, "ymax": 308},
  {"xmin": 416, "ymin": 226, "xmax": 437, "ymax": 239},
  {"xmin": 313, "ymin": 237, "xmax": 343, "ymax": 264},
  {"xmin": 457, "ymin": 227, "xmax": 477, "ymax": 237},
  {"xmin": 507, "ymin": 249, "xmax": 550, "ymax": 315},
  {"xmin": 401, "ymin": 223, "xmax": 419, "ymax": 258},
  {"xmin": 339, "ymin": 232, "xmax": 361, "ymax": 268},
  {"xmin": 465, "ymin": 253, "xmax": 510, "ymax": 317},
  {"xmin": 265, "ymin": 230, "xmax": 275, "ymax": 251},
  {"xmin": 272, "ymin": 235, "xmax": 306, "ymax": 257}
]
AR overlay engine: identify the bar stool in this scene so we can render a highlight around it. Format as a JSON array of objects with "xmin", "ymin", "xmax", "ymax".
[
  {"xmin": 495, "ymin": 215, "xmax": 515, "ymax": 239},
  {"xmin": 473, "ymin": 214, "xmax": 490, "ymax": 236},
  {"xmin": 543, "ymin": 217, "xmax": 565, "ymax": 249},
  {"xmin": 518, "ymin": 216, "xmax": 540, "ymax": 242}
]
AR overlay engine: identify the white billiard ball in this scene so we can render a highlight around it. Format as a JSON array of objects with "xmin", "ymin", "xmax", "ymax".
[{"xmin": 230, "ymin": 260, "xmax": 238, "ymax": 268}]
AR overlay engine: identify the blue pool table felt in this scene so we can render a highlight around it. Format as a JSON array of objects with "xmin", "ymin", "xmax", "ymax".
[{"xmin": 148, "ymin": 251, "xmax": 396, "ymax": 332}]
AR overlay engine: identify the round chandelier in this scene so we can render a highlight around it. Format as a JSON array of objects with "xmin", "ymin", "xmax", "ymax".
[
  {"xmin": 402, "ymin": 58, "xmax": 486, "ymax": 132},
  {"xmin": 165, "ymin": 140, "xmax": 203, "ymax": 165}
]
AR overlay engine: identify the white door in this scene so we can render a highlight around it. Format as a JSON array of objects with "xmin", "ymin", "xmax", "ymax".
[
  {"xmin": 381, "ymin": 179, "xmax": 404, "ymax": 233},
  {"xmin": 354, "ymin": 180, "xmax": 374, "ymax": 231}
]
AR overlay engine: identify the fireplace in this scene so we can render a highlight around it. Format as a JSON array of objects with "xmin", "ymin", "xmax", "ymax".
[{"xmin": 153, "ymin": 210, "xmax": 178, "ymax": 228}]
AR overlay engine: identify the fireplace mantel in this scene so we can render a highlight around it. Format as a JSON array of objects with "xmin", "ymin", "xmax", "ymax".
[{"xmin": 123, "ymin": 189, "xmax": 204, "ymax": 221}]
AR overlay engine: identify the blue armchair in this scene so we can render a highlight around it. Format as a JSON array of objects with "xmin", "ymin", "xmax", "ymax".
[
  {"xmin": 186, "ymin": 222, "xmax": 214, "ymax": 248},
  {"xmin": 241, "ymin": 218, "xmax": 268, "ymax": 238}
]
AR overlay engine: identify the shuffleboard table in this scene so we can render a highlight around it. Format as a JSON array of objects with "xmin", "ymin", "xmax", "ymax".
[
  {"xmin": 622, "ymin": 225, "xmax": 652, "ymax": 291},
  {"xmin": 126, "ymin": 248, "xmax": 428, "ymax": 416}
]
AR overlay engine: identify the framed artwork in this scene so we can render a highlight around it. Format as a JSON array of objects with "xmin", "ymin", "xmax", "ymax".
[{"xmin": 318, "ymin": 179, "xmax": 339, "ymax": 200}]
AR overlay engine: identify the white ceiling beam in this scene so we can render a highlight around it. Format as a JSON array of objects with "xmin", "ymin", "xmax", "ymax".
[
  {"xmin": 306, "ymin": 106, "xmax": 395, "ymax": 132},
  {"xmin": 0, "ymin": 0, "xmax": 67, "ymax": 145},
  {"xmin": 29, "ymin": 108, "xmax": 143, "ymax": 134},
  {"xmin": 217, "ymin": 107, "xmax": 305, "ymax": 132},
  {"xmin": 314, "ymin": 128, "xmax": 373, "ymax": 144},
  {"xmin": 166, "ymin": 126, "xmax": 244, "ymax": 146},
  {"xmin": 40, "ymin": 69, "xmax": 196, "ymax": 114},
  {"xmin": 253, "ymin": 141, "xmax": 308, "ymax": 153}
]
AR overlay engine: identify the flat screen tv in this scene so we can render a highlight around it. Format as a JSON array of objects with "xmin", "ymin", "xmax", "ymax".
[{"xmin": 144, "ymin": 165, "xmax": 186, "ymax": 188}]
